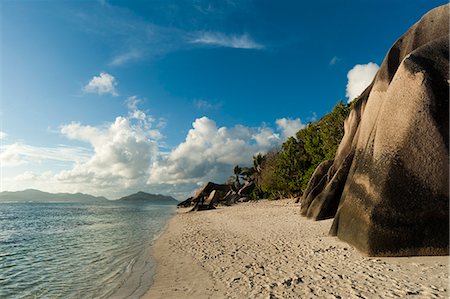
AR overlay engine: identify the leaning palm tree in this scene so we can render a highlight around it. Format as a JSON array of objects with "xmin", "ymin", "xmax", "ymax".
[
  {"xmin": 241, "ymin": 167, "xmax": 256, "ymax": 183},
  {"xmin": 233, "ymin": 165, "xmax": 242, "ymax": 185},
  {"xmin": 251, "ymin": 153, "xmax": 266, "ymax": 188},
  {"xmin": 253, "ymin": 153, "xmax": 264, "ymax": 175}
]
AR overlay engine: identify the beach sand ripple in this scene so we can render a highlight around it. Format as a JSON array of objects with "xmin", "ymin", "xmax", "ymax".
[{"xmin": 144, "ymin": 200, "xmax": 449, "ymax": 299}]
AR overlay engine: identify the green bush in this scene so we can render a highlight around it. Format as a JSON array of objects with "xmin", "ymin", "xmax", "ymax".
[{"xmin": 255, "ymin": 100, "xmax": 350, "ymax": 199}]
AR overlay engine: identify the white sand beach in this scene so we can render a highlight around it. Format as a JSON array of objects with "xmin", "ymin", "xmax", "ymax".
[{"xmin": 143, "ymin": 199, "xmax": 449, "ymax": 299}]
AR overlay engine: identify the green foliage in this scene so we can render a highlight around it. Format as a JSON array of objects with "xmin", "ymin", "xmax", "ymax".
[
  {"xmin": 253, "ymin": 153, "xmax": 264, "ymax": 173},
  {"xmin": 257, "ymin": 151, "xmax": 288, "ymax": 199},
  {"xmin": 316, "ymin": 101, "xmax": 350, "ymax": 160},
  {"xmin": 233, "ymin": 165, "xmax": 243, "ymax": 184},
  {"xmin": 241, "ymin": 167, "xmax": 255, "ymax": 182},
  {"xmin": 255, "ymin": 101, "xmax": 350, "ymax": 198}
]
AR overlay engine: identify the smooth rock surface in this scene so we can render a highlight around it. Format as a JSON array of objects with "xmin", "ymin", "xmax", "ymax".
[{"xmin": 301, "ymin": 4, "xmax": 449, "ymax": 256}]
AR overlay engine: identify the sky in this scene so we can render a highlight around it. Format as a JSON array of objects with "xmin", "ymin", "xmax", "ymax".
[{"xmin": 0, "ymin": 0, "xmax": 446, "ymax": 199}]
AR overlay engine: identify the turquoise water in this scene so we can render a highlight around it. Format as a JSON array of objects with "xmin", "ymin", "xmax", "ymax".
[{"xmin": 0, "ymin": 201, "xmax": 175, "ymax": 299}]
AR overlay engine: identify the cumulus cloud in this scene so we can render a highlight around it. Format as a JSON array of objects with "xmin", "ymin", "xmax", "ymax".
[
  {"xmin": 252, "ymin": 127, "xmax": 280, "ymax": 148},
  {"xmin": 0, "ymin": 144, "xmax": 28, "ymax": 167},
  {"xmin": 276, "ymin": 118, "xmax": 305, "ymax": 139},
  {"xmin": 148, "ymin": 117, "xmax": 279, "ymax": 187},
  {"xmin": 84, "ymin": 72, "xmax": 118, "ymax": 96},
  {"xmin": 57, "ymin": 117, "xmax": 156, "ymax": 184},
  {"xmin": 0, "ymin": 131, "xmax": 6, "ymax": 140},
  {"xmin": 190, "ymin": 32, "xmax": 264, "ymax": 49},
  {"xmin": 1, "ymin": 97, "xmax": 162, "ymax": 198},
  {"xmin": 0, "ymin": 171, "xmax": 56, "ymax": 194},
  {"xmin": 346, "ymin": 62, "xmax": 379, "ymax": 102},
  {"xmin": 57, "ymin": 97, "xmax": 160, "ymax": 195},
  {"xmin": 1, "ymin": 95, "xmax": 310, "ymax": 199}
]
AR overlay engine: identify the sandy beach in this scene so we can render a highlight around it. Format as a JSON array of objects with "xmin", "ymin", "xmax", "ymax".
[{"xmin": 143, "ymin": 199, "xmax": 449, "ymax": 299}]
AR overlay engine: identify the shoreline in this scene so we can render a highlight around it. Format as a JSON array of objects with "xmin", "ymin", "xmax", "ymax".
[
  {"xmin": 109, "ymin": 206, "xmax": 177, "ymax": 299},
  {"xmin": 142, "ymin": 200, "xmax": 449, "ymax": 298}
]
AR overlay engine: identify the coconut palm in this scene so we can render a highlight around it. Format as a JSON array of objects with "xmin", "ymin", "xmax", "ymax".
[
  {"xmin": 241, "ymin": 167, "xmax": 256, "ymax": 182},
  {"xmin": 233, "ymin": 165, "xmax": 242, "ymax": 184},
  {"xmin": 253, "ymin": 153, "xmax": 264, "ymax": 175}
]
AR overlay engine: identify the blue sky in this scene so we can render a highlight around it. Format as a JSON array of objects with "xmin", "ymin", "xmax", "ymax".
[{"xmin": 0, "ymin": 0, "xmax": 446, "ymax": 199}]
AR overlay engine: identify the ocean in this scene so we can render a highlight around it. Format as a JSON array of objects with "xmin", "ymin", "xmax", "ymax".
[{"xmin": 0, "ymin": 201, "xmax": 176, "ymax": 299}]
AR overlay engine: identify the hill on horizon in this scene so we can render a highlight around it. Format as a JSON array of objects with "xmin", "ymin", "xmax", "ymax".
[
  {"xmin": 0, "ymin": 189, "xmax": 179, "ymax": 204},
  {"xmin": 116, "ymin": 191, "xmax": 179, "ymax": 205},
  {"xmin": 0, "ymin": 189, "xmax": 108, "ymax": 203}
]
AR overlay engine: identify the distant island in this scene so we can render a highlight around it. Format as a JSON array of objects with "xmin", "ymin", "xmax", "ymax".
[
  {"xmin": 0, "ymin": 189, "xmax": 108, "ymax": 203},
  {"xmin": 117, "ymin": 191, "xmax": 179, "ymax": 205},
  {"xmin": 0, "ymin": 189, "xmax": 178, "ymax": 204}
]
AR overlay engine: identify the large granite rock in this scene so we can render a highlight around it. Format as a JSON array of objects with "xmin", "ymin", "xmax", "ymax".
[
  {"xmin": 301, "ymin": 4, "xmax": 449, "ymax": 256},
  {"xmin": 190, "ymin": 182, "xmax": 231, "ymax": 211},
  {"xmin": 238, "ymin": 181, "xmax": 256, "ymax": 196},
  {"xmin": 192, "ymin": 182, "xmax": 231, "ymax": 201},
  {"xmin": 300, "ymin": 159, "xmax": 334, "ymax": 216},
  {"xmin": 177, "ymin": 197, "xmax": 193, "ymax": 208},
  {"xmin": 223, "ymin": 190, "xmax": 241, "ymax": 206}
]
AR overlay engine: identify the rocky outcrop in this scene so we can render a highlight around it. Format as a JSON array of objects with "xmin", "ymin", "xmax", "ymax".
[
  {"xmin": 299, "ymin": 159, "xmax": 334, "ymax": 215},
  {"xmin": 301, "ymin": 4, "xmax": 449, "ymax": 256},
  {"xmin": 191, "ymin": 190, "xmax": 222, "ymax": 211},
  {"xmin": 193, "ymin": 182, "xmax": 231, "ymax": 200},
  {"xmin": 186, "ymin": 181, "xmax": 257, "ymax": 211},
  {"xmin": 238, "ymin": 181, "xmax": 256, "ymax": 196},
  {"xmin": 223, "ymin": 190, "xmax": 241, "ymax": 206},
  {"xmin": 177, "ymin": 197, "xmax": 193, "ymax": 208},
  {"xmin": 189, "ymin": 182, "xmax": 231, "ymax": 211}
]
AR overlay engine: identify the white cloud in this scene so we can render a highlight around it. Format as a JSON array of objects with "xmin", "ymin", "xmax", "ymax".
[
  {"xmin": 73, "ymin": 3, "xmax": 264, "ymax": 66},
  {"xmin": 1, "ymin": 98, "xmax": 163, "ymax": 198},
  {"xmin": 0, "ymin": 143, "xmax": 91, "ymax": 168},
  {"xmin": 1, "ymin": 90, "xmax": 310, "ymax": 199},
  {"xmin": 252, "ymin": 127, "xmax": 280, "ymax": 148},
  {"xmin": 110, "ymin": 49, "xmax": 142, "ymax": 66},
  {"xmin": 308, "ymin": 112, "xmax": 318, "ymax": 123},
  {"xmin": 57, "ymin": 99, "xmax": 159, "ymax": 194},
  {"xmin": 0, "ymin": 131, "xmax": 6, "ymax": 140},
  {"xmin": 0, "ymin": 144, "xmax": 27, "ymax": 167},
  {"xmin": 329, "ymin": 56, "xmax": 341, "ymax": 65},
  {"xmin": 148, "ymin": 117, "xmax": 279, "ymax": 187},
  {"xmin": 276, "ymin": 118, "xmax": 305, "ymax": 139},
  {"xmin": 15, "ymin": 171, "xmax": 54, "ymax": 182},
  {"xmin": 1, "ymin": 171, "xmax": 56, "ymax": 194},
  {"xmin": 194, "ymin": 99, "xmax": 222, "ymax": 110},
  {"xmin": 346, "ymin": 62, "xmax": 379, "ymax": 102},
  {"xmin": 57, "ymin": 117, "xmax": 156, "ymax": 182},
  {"xmin": 190, "ymin": 32, "xmax": 264, "ymax": 49},
  {"xmin": 194, "ymin": 3, "xmax": 215, "ymax": 14},
  {"xmin": 84, "ymin": 72, "xmax": 118, "ymax": 96}
]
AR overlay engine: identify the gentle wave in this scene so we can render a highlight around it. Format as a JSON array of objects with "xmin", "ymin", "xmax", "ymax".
[{"xmin": 0, "ymin": 202, "xmax": 175, "ymax": 299}]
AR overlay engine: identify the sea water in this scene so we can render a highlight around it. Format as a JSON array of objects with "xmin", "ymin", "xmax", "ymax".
[{"xmin": 0, "ymin": 201, "xmax": 175, "ymax": 298}]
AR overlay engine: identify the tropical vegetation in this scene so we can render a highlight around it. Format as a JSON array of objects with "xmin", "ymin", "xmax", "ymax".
[{"xmin": 229, "ymin": 100, "xmax": 351, "ymax": 199}]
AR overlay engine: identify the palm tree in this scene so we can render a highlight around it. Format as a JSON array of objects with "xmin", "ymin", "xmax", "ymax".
[
  {"xmin": 233, "ymin": 165, "xmax": 242, "ymax": 185},
  {"xmin": 241, "ymin": 167, "xmax": 256, "ymax": 182},
  {"xmin": 253, "ymin": 153, "xmax": 264, "ymax": 175}
]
